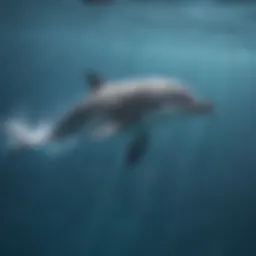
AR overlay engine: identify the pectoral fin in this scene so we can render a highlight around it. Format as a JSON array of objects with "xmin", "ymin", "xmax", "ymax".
[{"xmin": 125, "ymin": 131, "xmax": 149, "ymax": 168}]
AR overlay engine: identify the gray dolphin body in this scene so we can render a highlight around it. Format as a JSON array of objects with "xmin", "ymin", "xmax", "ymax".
[
  {"xmin": 47, "ymin": 74, "xmax": 213, "ymax": 166},
  {"xmin": 49, "ymin": 75, "xmax": 213, "ymax": 143},
  {"xmin": 5, "ymin": 73, "xmax": 213, "ymax": 165}
]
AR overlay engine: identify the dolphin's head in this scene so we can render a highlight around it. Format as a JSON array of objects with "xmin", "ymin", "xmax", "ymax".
[
  {"xmin": 184, "ymin": 100, "xmax": 214, "ymax": 115},
  {"xmin": 163, "ymin": 88, "xmax": 196, "ymax": 107},
  {"xmin": 162, "ymin": 88, "xmax": 214, "ymax": 115}
]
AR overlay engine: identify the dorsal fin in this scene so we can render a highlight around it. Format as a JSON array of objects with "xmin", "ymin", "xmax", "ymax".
[{"xmin": 86, "ymin": 70, "xmax": 104, "ymax": 92}]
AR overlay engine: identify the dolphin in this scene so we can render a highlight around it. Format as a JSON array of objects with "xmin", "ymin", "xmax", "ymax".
[
  {"xmin": 51, "ymin": 72, "xmax": 213, "ymax": 139},
  {"xmin": 4, "ymin": 71, "xmax": 214, "ymax": 165}
]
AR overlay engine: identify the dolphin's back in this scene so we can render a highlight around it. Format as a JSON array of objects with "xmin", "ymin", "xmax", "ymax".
[
  {"xmin": 102, "ymin": 76, "xmax": 185, "ymax": 94},
  {"xmin": 87, "ymin": 76, "xmax": 187, "ymax": 105}
]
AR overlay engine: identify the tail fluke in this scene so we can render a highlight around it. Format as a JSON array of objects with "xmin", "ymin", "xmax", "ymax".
[{"xmin": 2, "ymin": 118, "xmax": 52, "ymax": 155}]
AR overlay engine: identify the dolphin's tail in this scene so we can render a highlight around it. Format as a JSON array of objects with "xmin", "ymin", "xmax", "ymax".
[{"xmin": 1, "ymin": 118, "xmax": 52, "ymax": 155}]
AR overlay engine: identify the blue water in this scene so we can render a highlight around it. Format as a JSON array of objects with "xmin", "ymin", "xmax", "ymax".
[{"xmin": 1, "ymin": 1, "xmax": 256, "ymax": 255}]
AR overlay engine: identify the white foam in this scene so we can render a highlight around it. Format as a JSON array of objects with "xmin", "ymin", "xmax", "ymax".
[
  {"xmin": 1, "ymin": 115, "xmax": 78, "ymax": 157},
  {"xmin": 3, "ymin": 117, "xmax": 51, "ymax": 147}
]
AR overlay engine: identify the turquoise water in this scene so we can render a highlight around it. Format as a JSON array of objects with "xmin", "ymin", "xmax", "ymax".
[{"xmin": 1, "ymin": 2, "xmax": 256, "ymax": 255}]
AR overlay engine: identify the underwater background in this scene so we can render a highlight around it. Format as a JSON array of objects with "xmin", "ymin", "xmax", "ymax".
[{"xmin": 1, "ymin": 0, "xmax": 256, "ymax": 255}]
